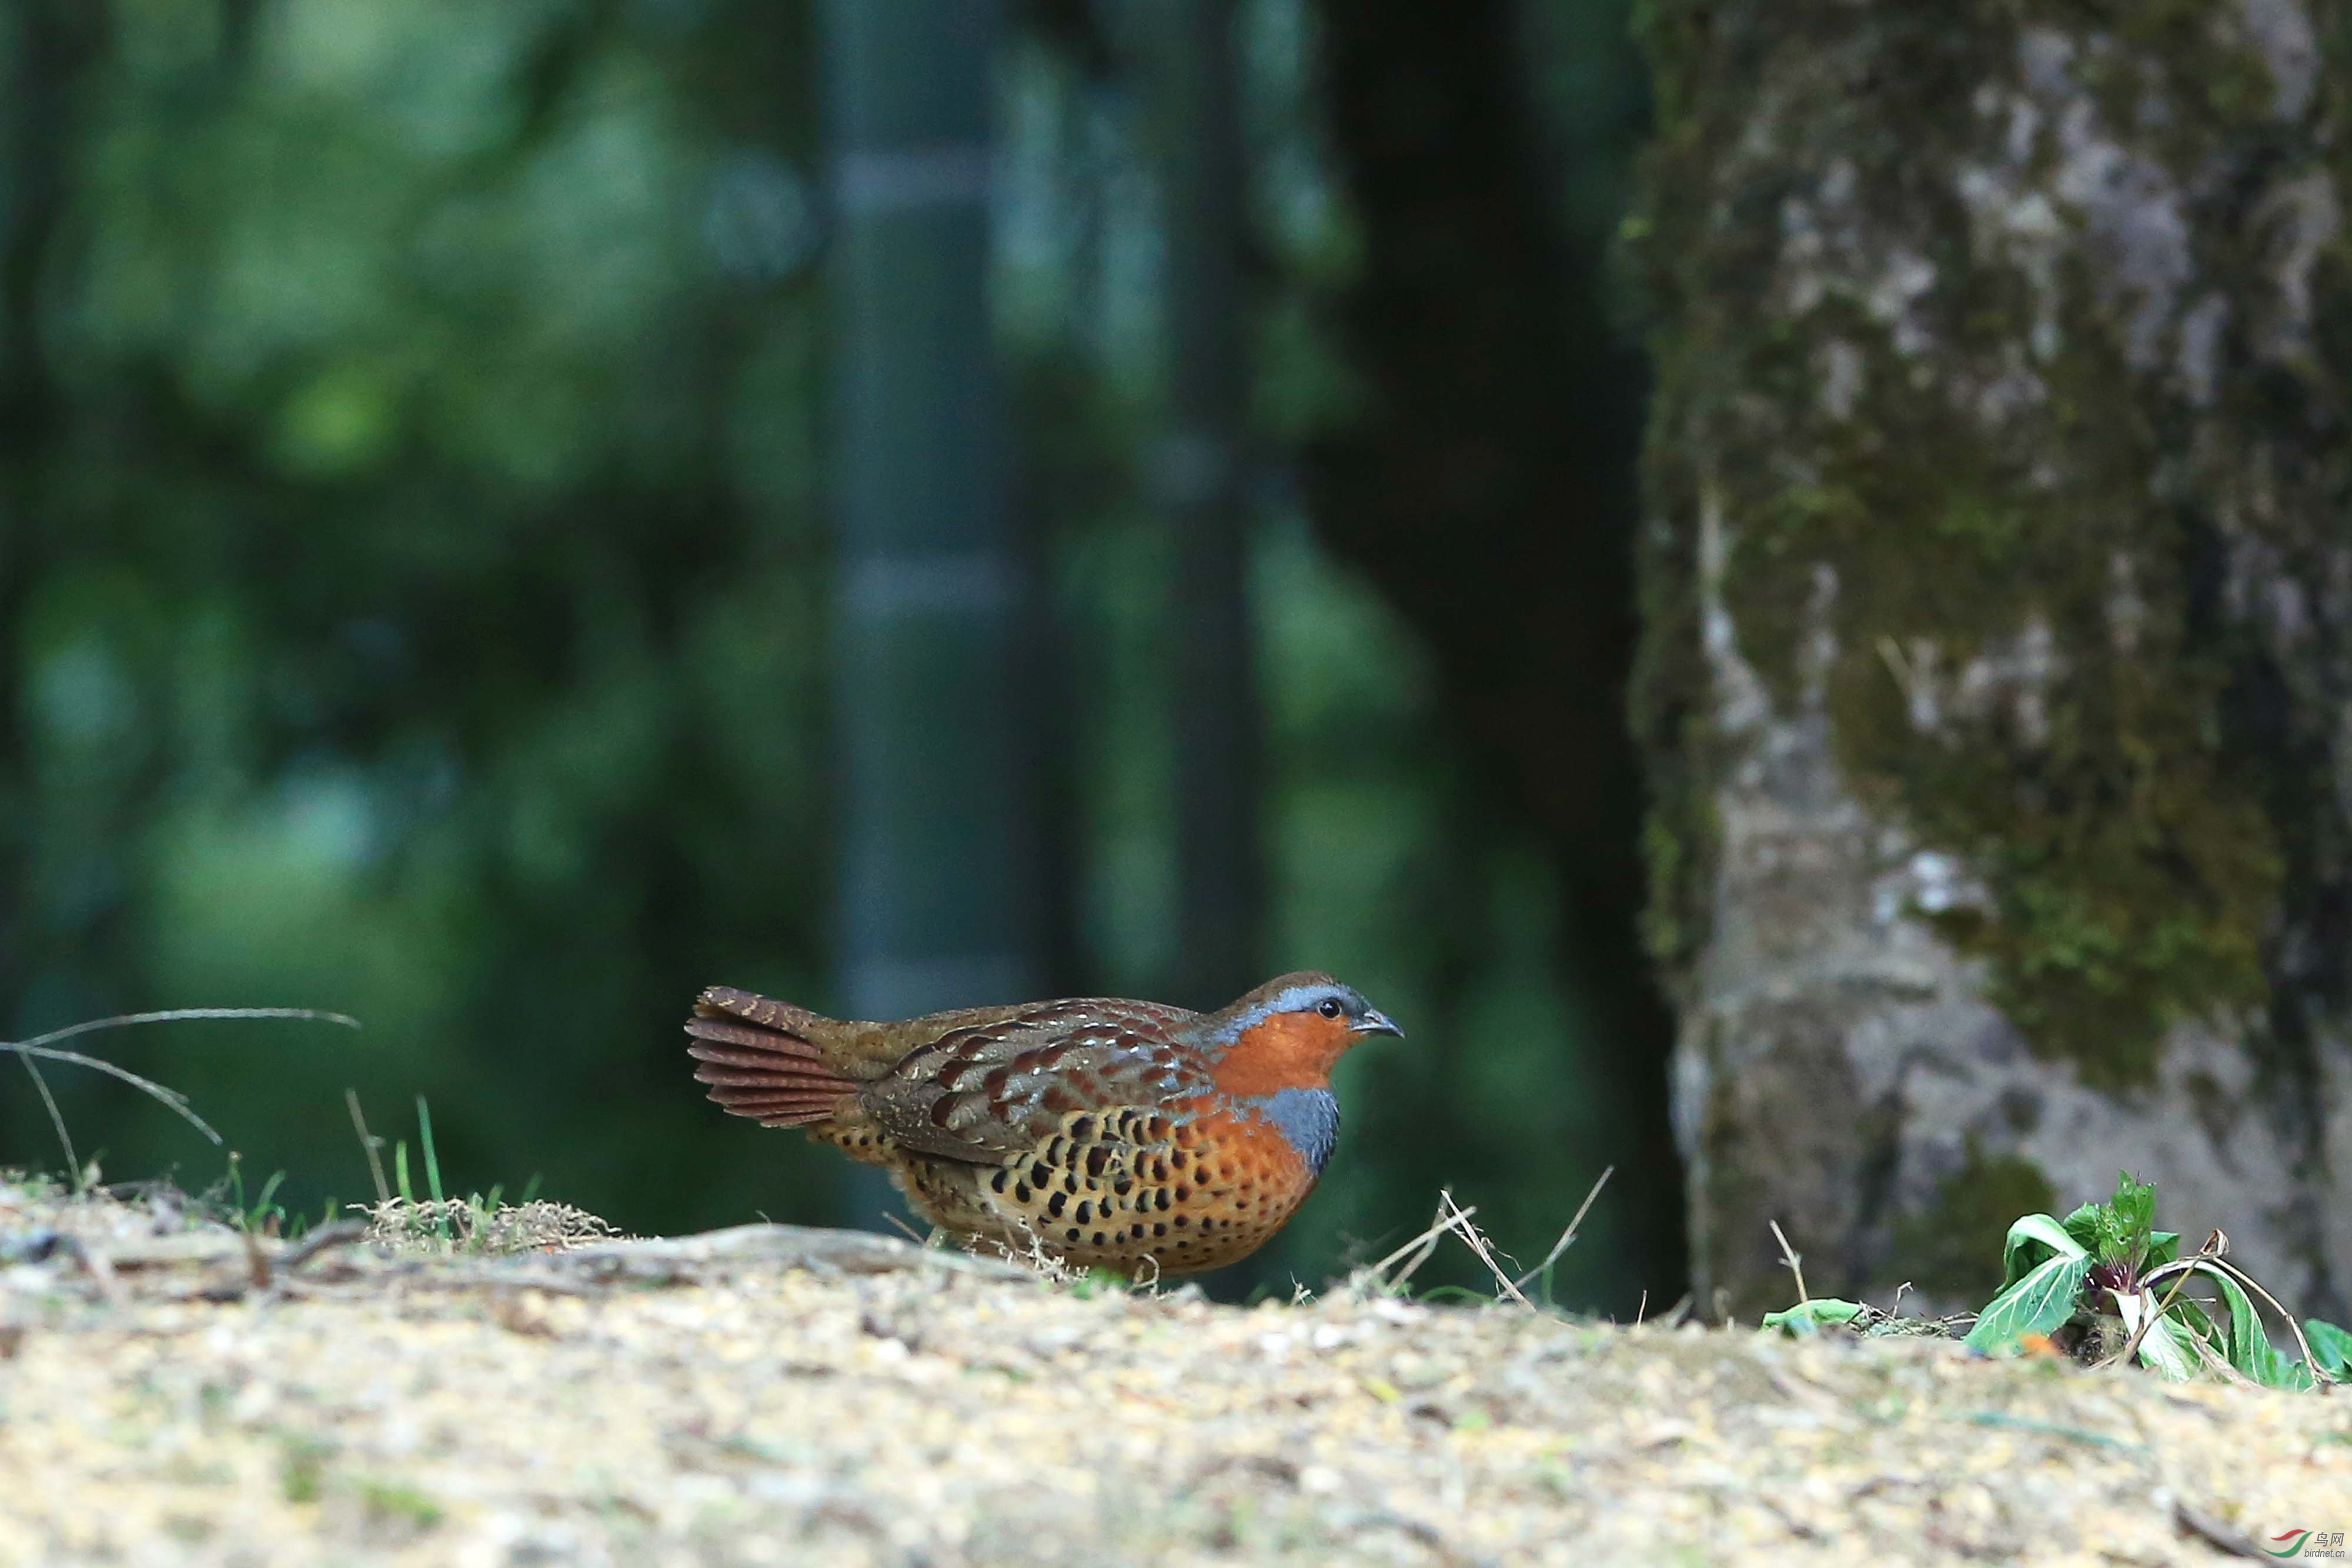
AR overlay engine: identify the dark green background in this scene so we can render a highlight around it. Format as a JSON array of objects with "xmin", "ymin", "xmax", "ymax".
[{"xmin": 0, "ymin": 0, "xmax": 1671, "ymax": 1309}]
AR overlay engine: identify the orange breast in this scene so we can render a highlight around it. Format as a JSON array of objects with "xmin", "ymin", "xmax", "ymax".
[
  {"xmin": 1209, "ymin": 1012, "xmax": 1357, "ymax": 1098},
  {"xmin": 1128, "ymin": 1105, "xmax": 1318, "ymax": 1273}
]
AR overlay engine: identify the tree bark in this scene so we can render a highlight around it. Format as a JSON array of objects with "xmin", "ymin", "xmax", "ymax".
[{"xmin": 1637, "ymin": 1, "xmax": 2352, "ymax": 1317}]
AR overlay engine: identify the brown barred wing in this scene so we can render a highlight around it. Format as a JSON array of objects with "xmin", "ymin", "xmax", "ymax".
[{"xmin": 854, "ymin": 1002, "xmax": 1207, "ymax": 1164}]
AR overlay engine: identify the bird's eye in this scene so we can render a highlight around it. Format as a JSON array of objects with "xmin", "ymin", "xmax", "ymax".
[{"xmin": 1317, "ymin": 998, "xmax": 1343, "ymax": 1019}]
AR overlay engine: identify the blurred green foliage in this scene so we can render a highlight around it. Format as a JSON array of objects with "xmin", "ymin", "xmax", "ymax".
[{"xmin": 3, "ymin": 0, "xmax": 1658, "ymax": 1308}]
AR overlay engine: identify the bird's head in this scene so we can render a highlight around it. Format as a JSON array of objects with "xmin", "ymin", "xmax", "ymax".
[{"xmin": 1203, "ymin": 971, "xmax": 1403, "ymax": 1096}]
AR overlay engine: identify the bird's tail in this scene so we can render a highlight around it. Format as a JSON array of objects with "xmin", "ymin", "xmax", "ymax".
[{"xmin": 685, "ymin": 987, "xmax": 861, "ymax": 1128}]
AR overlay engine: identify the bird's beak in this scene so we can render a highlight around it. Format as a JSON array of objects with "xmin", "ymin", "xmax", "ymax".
[{"xmin": 1356, "ymin": 1009, "xmax": 1404, "ymax": 1040}]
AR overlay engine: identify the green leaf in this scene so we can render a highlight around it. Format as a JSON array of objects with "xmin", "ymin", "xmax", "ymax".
[
  {"xmin": 2113, "ymin": 1286, "xmax": 2197, "ymax": 1381},
  {"xmin": 2103, "ymin": 1172, "xmax": 2156, "ymax": 1261},
  {"xmin": 2303, "ymin": 1319, "xmax": 2352, "ymax": 1379},
  {"xmin": 1966, "ymin": 1253, "xmax": 2092, "ymax": 1355},
  {"xmin": 2127, "ymin": 1302, "xmax": 2201, "ymax": 1382},
  {"xmin": 1762, "ymin": 1299, "xmax": 1866, "ymax": 1336},
  {"xmin": 1996, "ymin": 1213, "xmax": 2086, "ymax": 1290},
  {"xmin": 2145, "ymin": 1231, "xmax": 2180, "ymax": 1269},
  {"xmin": 2190, "ymin": 1263, "xmax": 2309, "ymax": 1390},
  {"xmin": 2064, "ymin": 1172, "xmax": 2159, "ymax": 1269},
  {"xmin": 2172, "ymin": 1296, "xmax": 2220, "ymax": 1350}
]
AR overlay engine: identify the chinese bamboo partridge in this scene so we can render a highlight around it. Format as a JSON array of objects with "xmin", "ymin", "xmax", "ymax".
[{"xmin": 684, "ymin": 972, "xmax": 1402, "ymax": 1276}]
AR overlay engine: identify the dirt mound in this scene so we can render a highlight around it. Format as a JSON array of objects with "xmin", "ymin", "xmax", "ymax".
[{"xmin": 2, "ymin": 1181, "xmax": 2344, "ymax": 1564}]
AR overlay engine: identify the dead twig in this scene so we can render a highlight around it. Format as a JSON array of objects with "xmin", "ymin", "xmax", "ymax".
[
  {"xmin": 2203, "ymin": 1252, "xmax": 2330, "ymax": 1385},
  {"xmin": 2173, "ymin": 1499, "xmax": 2265, "ymax": 1559},
  {"xmin": 4, "ymin": 1008, "xmax": 360, "ymax": 1152},
  {"xmin": 280, "ymin": 1221, "xmax": 370, "ymax": 1272},
  {"xmin": 1875, "ymin": 634, "xmax": 1916, "ymax": 707},
  {"xmin": 242, "ymin": 1229, "xmax": 272, "ymax": 1292},
  {"xmin": 1769, "ymin": 1218, "xmax": 1810, "ymax": 1306},
  {"xmin": 11, "ymin": 1007, "xmax": 359, "ymax": 1053},
  {"xmin": 0, "ymin": 1042, "xmax": 222, "ymax": 1146},
  {"xmin": 1437, "ymin": 1191, "xmax": 1531, "ymax": 1307},
  {"xmin": 2109, "ymin": 1232, "xmax": 2220, "ymax": 1371},
  {"xmin": 345, "ymin": 1089, "xmax": 391, "ymax": 1207},
  {"xmin": 1508, "ymin": 1166, "xmax": 1613, "ymax": 1298},
  {"xmin": 1362, "ymin": 1195, "xmax": 1461, "ymax": 1294},
  {"xmin": 17, "ymin": 1055, "xmax": 78, "ymax": 1191}
]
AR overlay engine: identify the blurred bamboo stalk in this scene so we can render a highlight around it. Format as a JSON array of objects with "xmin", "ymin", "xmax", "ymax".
[
  {"xmin": 1139, "ymin": 0, "xmax": 1264, "ymax": 1009},
  {"xmin": 821, "ymin": 0, "xmax": 1043, "ymax": 1219}
]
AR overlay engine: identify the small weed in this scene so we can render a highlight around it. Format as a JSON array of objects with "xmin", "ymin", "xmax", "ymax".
[
  {"xmin": 1066, "ymin": 1266, "xmax": 1144, "ymax": 1300},
  {"xmin": 362, "ymin": 1196, "xmax": 617, "ymax": 1256},
  {"xmin": 279, "ymin": 1435, "xmax": 333, "ymax": 1504},
  {"xmin": 222, "ymin": 1154, "xmax": 288, "ymax": 1236},
  {"xmin": 348, "ymin": 1091, "xmax": 604, "ymax": 1256},
  {"xmin": 357, "ymin": 1479, "xmax": 443, "ymax": 1532}
]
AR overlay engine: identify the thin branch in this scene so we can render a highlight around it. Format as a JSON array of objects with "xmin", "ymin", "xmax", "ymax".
[
  {"xmin": 1875, "ymin": 634, "xmax": 1916, "ymax": 707},
  {"xmin": 1439, "ymin": 1189, "xmax": 1531, "ymax": 1307},
  {"xmin": 13, "ymin": 1007, "xmax": 360, "ymax": 1052},
  {"xmin": 345, "ymin": 1089, "xmax": 391, "ymax": 1207},
  {"xmin": 18, "ymin": 1053, "xmax": 78, "ymax": 1188},
  {"xmin": 1365, "ymin": 1192, "xmax": 1463, "ymax": 1292},
  {"xmin": 2112, "ymin": 1233, "xmax": 2223, "ymax": 1371},
  {"xmin": 3, "ymin": 1008, "xmax": 360, "ymax": 1156},
  {"xmin": 1510, "ymin": 1165, "xmax": 1613, "ymax": 1296},
  {"xmin": 280, "ymin": 1219, "xmax": 370, "ymax": 1272},
  {"xmin": 0, "ymin": 1041, "xmax": 222, "ymax": 1145},
  {"xmin": 2205, "ymin": 1254, "xmax": 2329, "ymax": 1385},
  {"xmin": 1770, "ymin": 1219, "xmax": 1810, "ymax": 1306}
]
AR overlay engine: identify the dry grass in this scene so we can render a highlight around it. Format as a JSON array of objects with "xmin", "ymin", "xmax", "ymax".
[
  {"xmin": 3, "ymin": 1176, "xmax": 2348, "ymax": 1566},
  {"xmin": 359, "ymin": 1196, "xmax": 622, "ymax": 1256}
]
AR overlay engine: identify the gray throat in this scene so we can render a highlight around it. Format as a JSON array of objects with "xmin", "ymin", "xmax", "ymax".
[{"xmin": 1248, "ymin": 1086, "xmax": 1339, "ymax": 1176}]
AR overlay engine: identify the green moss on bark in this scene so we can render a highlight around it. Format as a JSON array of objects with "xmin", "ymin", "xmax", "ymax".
[
  {"xmin": 1630, "ymin": 347, "xmax": 1721, "ymax": 990},
  {"xmin": 1634, "ymin": 1, "xmax": 2305, "ymax": 1086},
  {"xmin": 1885, "ymin": 1141, "xmax": 2056, "ymax": 1302}
]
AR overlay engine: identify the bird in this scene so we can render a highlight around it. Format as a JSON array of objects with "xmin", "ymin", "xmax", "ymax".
[{"xmin": 683, "ymin": 971, "xmax": 1402, "ymax": 1276}]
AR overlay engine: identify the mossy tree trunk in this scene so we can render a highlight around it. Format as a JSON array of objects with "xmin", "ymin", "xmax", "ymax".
[{"xmin": 1638, "ymin": 2, "xmax": 2352, "ymax": 1318}]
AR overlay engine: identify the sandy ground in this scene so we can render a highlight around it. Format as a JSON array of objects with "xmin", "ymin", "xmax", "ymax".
[{"xmin": 2, "ymin": 1181, "xmax": 2348, "ymax": 1566}]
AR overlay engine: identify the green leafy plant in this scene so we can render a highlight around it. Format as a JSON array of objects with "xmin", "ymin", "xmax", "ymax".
[
  {"xmin": 1766, "ymin": 1173, "xmax": 2351, "ymax": 1389},
  {"xmin": 1961, "ymin": 1172, "xmax": 2341, "ymax": 1389},
  {"xmin": 1760, "ymin": 1298, "xmax": 1866, "ymax": 1335}
]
